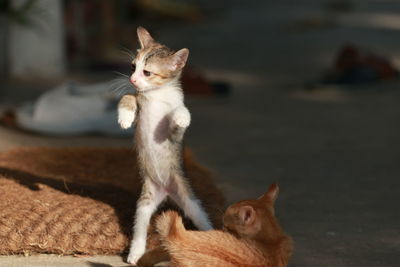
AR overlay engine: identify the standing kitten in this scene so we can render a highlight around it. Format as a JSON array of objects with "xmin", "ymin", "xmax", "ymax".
[
  {"xmin": 118, "ymin": 27, "xmax": 212, "ymax": 264},
  {"xmin": 138, "ymin": 183, "xmax": 293, "ymax": 267}
]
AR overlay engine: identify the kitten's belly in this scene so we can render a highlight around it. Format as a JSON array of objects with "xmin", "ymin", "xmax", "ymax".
[
  {"xmin": 143, "ymin": 141, "xmax": 174, "ymax": 184},
  {"xmin": 136, "ymin": 112, "xmax": 176, "ymax": 185}
]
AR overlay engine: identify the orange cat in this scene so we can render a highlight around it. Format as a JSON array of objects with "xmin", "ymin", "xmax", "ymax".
[{"xmin": 137, "ymin": 183, "xmax": 293, "ymax": 267}]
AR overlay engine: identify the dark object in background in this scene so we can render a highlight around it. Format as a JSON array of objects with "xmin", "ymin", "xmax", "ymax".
[
  {"xmin": 181, "ymin": 66, "xmax": 231, "ymax": 96},
  {"xmin": 322, "ymin": 44, "xmax": 399, "ymax": 85},
  {"xmin": 324, "ymin": 0, "xmax": 355, "ymax": 13}
]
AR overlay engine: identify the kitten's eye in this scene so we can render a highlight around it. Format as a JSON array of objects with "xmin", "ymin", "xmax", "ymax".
[
  {"xmin": 143, "ymin": 70, "xmax": 152, "ymax": 77},
  {"xmin": 131, "ymin": 64, "xmax": 136, "ymax": 73}
]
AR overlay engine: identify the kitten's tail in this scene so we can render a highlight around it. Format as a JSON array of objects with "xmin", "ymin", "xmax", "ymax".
[{"xmin": 156, "ymin": 211, "xmax": 185, "ymax": 239}]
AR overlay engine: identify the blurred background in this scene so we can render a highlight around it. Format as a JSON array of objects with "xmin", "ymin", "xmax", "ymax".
[{"xmin": 0, "ymin": 0, "xmax": 400, "ymax": 266}]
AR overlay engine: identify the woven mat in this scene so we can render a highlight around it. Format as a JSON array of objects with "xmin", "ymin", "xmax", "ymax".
[{"xmin": 0, "ymin": 147, "xmax": 224, "ymax": 255}]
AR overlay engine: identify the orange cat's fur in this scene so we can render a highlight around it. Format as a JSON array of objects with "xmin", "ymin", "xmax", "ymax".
[{"xmin": 138, "ymin": 183, "xmax": 293, "ymax": 267}]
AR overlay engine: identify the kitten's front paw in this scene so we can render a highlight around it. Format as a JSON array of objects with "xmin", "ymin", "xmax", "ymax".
[
  {"xmin": 173, "ymin": 107, "xmax": 191, "ymax": 128},
  {"xmin": 127, "ymin": 246, "xmax": 145, "ymax": 265},
  {"xmin": 118, "ymin": 94, "xmax": 136, "ymax": 129},
  {"xmin": 118, "ymin": 107, "xmax": 135, "ymax": 129}
]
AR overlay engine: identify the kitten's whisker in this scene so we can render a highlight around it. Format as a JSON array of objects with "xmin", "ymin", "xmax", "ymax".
[
  {"xmin": 109, "ymin": 78, "xmax": 135, "ymax": 97},
  {"xmin": 120, "ymin": 45, "xmax": 134, "ymax": 54},
  {"xmin": 108, "ymin": 79, "xmax": 127, "ymax": 90},
  {"xmin": 119, "ymin": 45, "xmax": 136, "ymax": 60},
  {"xmin": 116, "ymin": 87, "xmax": 129, "ymax": 97},
  {"xmin": 109, "ymin": 75, "xmax": 135, "ymax": 96},
  {"xmin": 109, "ymin": 77, "xmax": 128, "ymax": 85},
  {"xmin": 121, "ymin": 50, "xmax": 135, "ymax": 61},
  {"xmin": 110, "ymin": 83, "xmax": 128, "ymax": 94},
  {"xmin": 113, "ymin": 71, "xmax": 130, "ymax": 78},
  {"xmin": 114, "ymin": 77, "xmax": 134, "ymax": 88}
]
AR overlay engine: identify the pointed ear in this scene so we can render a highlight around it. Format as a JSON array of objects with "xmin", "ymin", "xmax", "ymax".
[
  {"xmin": 167, "ymin": 48, "xmax": 189, "ymax": 71},
  {"xmin": 137, "ymin": 26, "xmax": 154, "ymax": 48},
  {"xmin": 259, "ymin": 183, "xmax": 279, "ymax": 204},
  {"xmin": 237, "ymin": 206, "xmax": 256, "ymax": 225}
]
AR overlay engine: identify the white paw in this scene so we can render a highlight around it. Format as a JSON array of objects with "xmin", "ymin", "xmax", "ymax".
[
  {"xmin": 173, "ymin": 107, "xmax": 190, "ymax": 128},
  {"xmin": 118, "ymin": 107, "xmax": 135, "ymax": 129},
  {"xmin": 126, "ymin": 243, "xmax": 146, "ymax": 265}
]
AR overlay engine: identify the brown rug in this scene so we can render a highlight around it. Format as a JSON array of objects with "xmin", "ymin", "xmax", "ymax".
[{"xmin": 0, "ymin": 147, "xmax": 225, "ymax": 255}]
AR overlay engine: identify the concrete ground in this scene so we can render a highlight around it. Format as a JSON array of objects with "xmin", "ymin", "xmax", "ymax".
[{"xmin": 1, "ymin": 0, "xmax": 400, "ymax": 266}]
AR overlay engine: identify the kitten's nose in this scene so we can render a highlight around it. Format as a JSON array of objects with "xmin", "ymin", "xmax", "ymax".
[{"xmin": 130, "ymin": 76, "xmax": 137, "ymax": 85}]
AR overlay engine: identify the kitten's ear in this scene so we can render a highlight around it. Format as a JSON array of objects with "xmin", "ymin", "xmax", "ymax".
[
  {"xmin": 137, "ymin": 26, "xmax": 154, "ymax": 48},
  {"xmin": 237, "ymin": 206, "xmax": 256, "ymax": 225},
  {"xmin": 167, "ymin": 48, "xmax": 189, "ymax": 71},
  {"xmin": 259, "ymin": 183, "xmax": 279, "ymax": 204}
]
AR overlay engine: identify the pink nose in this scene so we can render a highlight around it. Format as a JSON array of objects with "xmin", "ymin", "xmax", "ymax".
[{"xmin": 130, "ymin": 76, "xmax": 137, "ymax": 85}]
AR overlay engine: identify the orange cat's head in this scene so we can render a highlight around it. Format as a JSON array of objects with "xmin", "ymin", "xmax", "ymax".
[
  {"xmin": 130, "ymin": 27, "xmax": 189, "ymax": 92},
  {"xmin": 223, "ymin": 183, "xmax": 283, "ymax": 241}
]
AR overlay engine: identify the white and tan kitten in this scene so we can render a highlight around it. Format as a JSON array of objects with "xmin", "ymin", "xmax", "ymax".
[{"xmin": 118, "ymin": 26, "xmax": 212, "ymax": 265}]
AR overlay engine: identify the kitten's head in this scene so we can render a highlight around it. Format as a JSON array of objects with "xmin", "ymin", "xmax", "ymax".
[
  {"xmin": 223, "ymin": 183, "xmax": 283, "ymax": 240},
  {"xmin": 130, "ymin": 27, "xmax": 189, "ymax": 92}
]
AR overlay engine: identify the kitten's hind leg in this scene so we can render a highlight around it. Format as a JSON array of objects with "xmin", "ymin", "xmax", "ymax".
[
  {"xmin": 170, "ymin": 176, "xmax": 213, "ymax": 231},
  {"xmin": 127, "ymin": 179, "xmax": 167, "ymax": 265}
]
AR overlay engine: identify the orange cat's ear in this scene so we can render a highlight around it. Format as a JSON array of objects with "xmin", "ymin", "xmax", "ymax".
[
  {"xmin": 137, "ymin": 26, "xmax": 154, "ymax": 48},
  {"xmin": 259, "ymin": 183, "xmax": 279, "ymax": 204},
  {"xmin": 238, "ymin": 206, "xmax": 256, "ymax": 225},
  {"xmin": 167, "ymin": 48, "xmax": 189, "ymax": 71}
]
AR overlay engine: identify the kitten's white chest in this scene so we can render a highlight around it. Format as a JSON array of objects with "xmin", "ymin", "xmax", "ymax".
[
  {"xmin": 138, "ymin": 100, "xmax": 171, "ymax": 143},
  {"xmin": 137, "ymin": 87, "xmax": 182, "ymax": 143}
]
